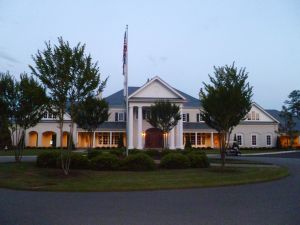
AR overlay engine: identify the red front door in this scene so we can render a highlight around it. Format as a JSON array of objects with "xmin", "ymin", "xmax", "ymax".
[{"xmin": 145, "ymin": 128, "xmax": 163, "ymax": 149}]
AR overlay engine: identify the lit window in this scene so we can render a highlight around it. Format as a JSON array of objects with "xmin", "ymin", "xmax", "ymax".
[
  {"xmin": 266, "ymin": 135, "xmax": 271, "ymax": 146},
  {"xmin": 252, "ymin": 135, "xmax": 257, "ymax": 146},
  {"xmin": 197, "ymin": 133, "xmax": 206, "ymax": 145}
]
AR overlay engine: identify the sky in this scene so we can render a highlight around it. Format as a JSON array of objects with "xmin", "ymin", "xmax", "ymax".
[{"xmin": 1, "ymin": 0, "xmax": 299, "ymax": 110}]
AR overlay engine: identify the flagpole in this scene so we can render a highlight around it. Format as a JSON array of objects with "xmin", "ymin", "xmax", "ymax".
[{"xmin": 124, "ymin": 25, "xmax": 129, "ymax": 156}]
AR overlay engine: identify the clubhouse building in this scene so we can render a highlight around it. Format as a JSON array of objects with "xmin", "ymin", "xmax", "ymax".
[{"xmin": 25, "ymin": 76, "xmax": 286, "ymax": 149}]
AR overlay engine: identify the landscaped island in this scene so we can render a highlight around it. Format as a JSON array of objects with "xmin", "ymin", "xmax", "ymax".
[{"xmin": 0, "ymin": 149, "xmax": 289, "ymax": 192}]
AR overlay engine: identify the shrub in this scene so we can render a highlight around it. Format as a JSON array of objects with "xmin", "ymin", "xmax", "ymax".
[
  {"xmin": 122, "ymin": 153, "xmax": 156, "ymax": 171},
  {"xmin": 109, "ymin": 149, "xmax": 124, "ymax": 157},
  {"xmin": 145, "ymin": 149, "xmax": 161, "ymax": 159},
  {"xmin": 36, "ymin": 151, "xmax": 60, "ymax": 168},
  {"xmin": 87, "ymin": 150, "xmax": 102, "ymax": 159},
  {"xmin": 69, "ymin": 153, "xmax": 89, "ymax": 169},
  {"xmin": 128, "ymin": 149, "xmax": 141, "ymax": 155},
  {"xmin": 160, "ymin": 153, "xmax": 190, "ymax": 169},
  {"xmin": 187, "ymin": 153, "xmax": 210, "ymax": 168},
  {"xmin": 91, "ymin": 154, "xmax": 120, "ymax": 170}
]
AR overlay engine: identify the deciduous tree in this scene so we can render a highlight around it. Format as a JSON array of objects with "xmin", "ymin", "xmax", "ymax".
[
  {"xmin": 199, "ymin": 63, "xmax": 253, "ymax": 166},
  {"xmin": 147, "ymin": 100, "xmax": 181, "ymax": 149},
  {"xmin": 30, "ymin": 37, "xmax": 106, "ymax": 174},
  {"xmin": 73, "ymin": 96, "xmax": 109, "ymax": 150},
  {"xmin": 0, "ymin": 72, "xmax": 48, "ymax": 162}
]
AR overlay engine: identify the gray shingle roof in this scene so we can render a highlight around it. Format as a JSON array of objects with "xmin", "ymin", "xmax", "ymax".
[
  {"xmin": 266, "ymin": 109, "xmax": 300, "ymax": 131},
  {"xmin": 105, "ymin": 87, "xmax": 200, "ymax": 108}
]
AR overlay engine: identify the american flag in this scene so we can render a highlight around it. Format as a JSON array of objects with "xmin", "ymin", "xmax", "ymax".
[{"xmin": 123, "ymin": 26, "xmax": 128, "ymax": 76}]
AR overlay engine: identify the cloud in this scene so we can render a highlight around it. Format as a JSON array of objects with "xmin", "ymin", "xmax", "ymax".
[{"xmin": 0, "ymin": 50, "xmax": 20, "ymax": 63}]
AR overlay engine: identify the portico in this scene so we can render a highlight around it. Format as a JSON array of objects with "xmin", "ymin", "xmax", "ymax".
[{"xmin": 127, "ymin": 103, "xmax": 184, "ymax": 149}]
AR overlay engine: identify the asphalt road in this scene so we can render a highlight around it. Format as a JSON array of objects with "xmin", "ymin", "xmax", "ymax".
[{"xmin": 0, "ymin": 153, "xmax": 299, "ymax": 225}]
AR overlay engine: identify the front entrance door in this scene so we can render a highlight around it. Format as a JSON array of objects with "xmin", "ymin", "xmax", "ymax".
[{"xmin": 145, "ymin": 128, "xmax": 163, "ymax": 148}]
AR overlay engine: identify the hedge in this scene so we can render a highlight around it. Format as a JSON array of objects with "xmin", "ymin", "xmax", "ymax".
[
  {"xmin": 122, "ymin": 153, "xmax": 156, "ymax": 171},
  {"xmin": 160, "ymin": 153, "xmax": 190, "ymax": 169}
]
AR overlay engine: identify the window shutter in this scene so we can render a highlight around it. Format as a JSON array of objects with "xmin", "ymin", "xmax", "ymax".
[
  {"xmin": 124, "ymin": 112, "xmax": 127, "ymax": 121},
  {"xmin": 187, "ymin": 113, "xmax": 189, "ymax": 122},
  {"xmin": 115, "ymin": 112, "xmax": 118, "ymax": 122},
  {"xmin": 196, "ymin": 114, "xmax": 199, "ymax": 122}
]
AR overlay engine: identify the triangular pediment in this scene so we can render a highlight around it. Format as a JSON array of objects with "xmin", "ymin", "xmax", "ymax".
[
  {"xmin": 129, "ymin": 76, "xmax": 186, "ymax": 100},
  {"xmin": 244, "ymin": 103, "xmax": 279, "ymax": 123}
]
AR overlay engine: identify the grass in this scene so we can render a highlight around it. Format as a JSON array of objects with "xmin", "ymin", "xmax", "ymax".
[
  {"xmin": 0, "ymin": 148, "xmax": 296, "ymax": 156},
  {"xmin": 0, "ymin": 162, "xmax": 289, "ymax": 192},
  {"xmin": 209, "ymin": 158, "xmax": 272, "ymax": 165}
]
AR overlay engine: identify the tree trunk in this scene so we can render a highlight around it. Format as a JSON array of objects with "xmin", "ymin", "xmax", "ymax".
[{"xmin": 219, "ymin": 131, "xmax": 226, "ymax": 167}]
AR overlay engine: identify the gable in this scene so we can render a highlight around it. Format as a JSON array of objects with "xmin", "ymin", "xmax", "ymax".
[
  {"xmin": 245, "ymin": 103, "xmax": 279, "ymax": 123},
  {"xmin": 129, "ymin": 77, "xmax": 185, "ymax": 100}
]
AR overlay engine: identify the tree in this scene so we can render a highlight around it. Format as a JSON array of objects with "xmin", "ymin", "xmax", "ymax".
[
  {"xmin": 199, "ymin": 63, "xmax": 253, "ymax": 166},
  {"xmin": 285, "ymin": 90, "xmax": 300, "ymax": 118},
  {"xmin": 146, "ymin": 100, "xmax": 181, "ymax": 149},
  {"xmin": 73, "ymin": 96, "xmax": 109, "ymax": 150},
  {"xmin": 279, "ymin": 106, "xmax": 298, "ymax": 148},
  {"xmin": 30, "ymin": 37, "xmax": 106, "ymax": 175},
  {"xmin": 0, "ymin": 72, "xmax": 48, "ymax": 162}
]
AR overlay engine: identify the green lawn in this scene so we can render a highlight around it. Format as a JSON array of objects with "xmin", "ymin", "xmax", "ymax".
[
  {"xmin": 0, "ymin": 148, "xmax": 295, "ymax": 156},
  {"xmin": 0, "ymin": 162, "xmax": 289, "ymax": 192}
]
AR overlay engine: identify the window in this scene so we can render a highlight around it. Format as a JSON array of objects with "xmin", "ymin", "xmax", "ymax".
[
  {"xmin": 256, "ymin": 113, "xmax": 260, "ymax": 120},
  {"xmin": 182, "ymin": 113, "xmax": 189, "ymax": 122},
  {"xmin": 197, "ymin": 133, "xmax": 206, "ymax": 145},
  {"xmin": 98, "ymin": 133, "xmax": 109, "ymax": 145},
  {"xmin": 266, "ymin": 135, "xmax": 271, "ymax": 146},
  {"xmin": 247, "ymin": 113, "xmax": 251, "ymax": 120},
  {"xmin": 48, "ymin": 113, "xmax": 53, "ymax": 118},
  {"xmin": 251, "ymin": 111, "xmax": 255, "ymax": 120},
  {"xmin": 115, "ymin": 112, "xmax": 125, "ymax": 122},
  {"xmin": 247, "ymin": 111, "xmax": 260, "ymax": 121},
  {"xmin": 251, "ymin": 135, "xmax": 257, "ymax": 146},
  {"xmin": 184, "ymin": 133, "xmax": 195, "ymax": 145},
  {"xmin": 43, "ymin": 112, "xmax": 48, "ymax": 118},
  {"xmin": 197, "ymin": 113, "xmax": 203, "ymax": 122},
  {"xmin": 236, "ymin": 134, "xmax": 243, "ymax": 146},
  {"xmin": 53, "ymin": 114, "xmax": 56, "ymax": 119},
  {"xmin": 112, "ymin": 133, "xmax": 120, "ymax": 145}
]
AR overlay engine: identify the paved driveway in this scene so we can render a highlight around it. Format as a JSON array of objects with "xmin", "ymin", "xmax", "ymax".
[{"xmin": 0, "ymin": 153, "xmax": 299, "ymax": 225}]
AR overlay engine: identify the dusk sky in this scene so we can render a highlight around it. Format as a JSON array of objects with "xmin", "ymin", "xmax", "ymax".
[{"xmin": 1, "ymin": 0, "xmax": 299, "ymax": 110}]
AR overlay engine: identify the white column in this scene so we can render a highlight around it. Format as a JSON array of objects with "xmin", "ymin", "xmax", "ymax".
[
  {"xmin": 176, "ymin": 105, "xmax": 184, "ymax": 149},
  {"xmin": 179, "ymin": 106, "xmax": 183, "ymax": 149},
  {"xmin": 137, "ymin": 106, "xmax": 143, "ymax": 149},
  {"xmin": 93, "ymin": 132, "xmax": 96, "ymax": 148},
  {"xmin": 169, "ymin": 128, "xmax": 175, "ymax": 149},
  {"xmin": 210, "ymin": 132, "xmax": 214, "ymax": 148},
  {"xmin": 109, "ymin": 132, "xmax": 112, "ymax": 148},
  {"xmin": 195, "ymin": 132, "xmax": 198, "ymax": 147},
  {"xmin": 128, "ymin": 105, "xmax": 134, "ymax": 149}
]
